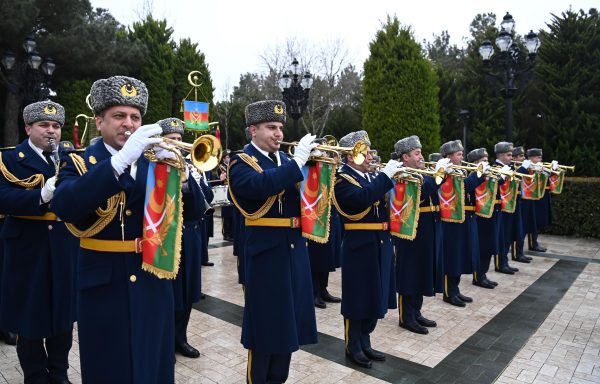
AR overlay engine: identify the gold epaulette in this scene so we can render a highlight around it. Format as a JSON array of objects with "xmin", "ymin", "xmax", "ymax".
[
  {"xmin": 227, "ymin": 153, "xmax": 278, "ymax": 220},
  {"xmin": 332, "ymin": 172, "xmax": 371, "ymax": 221},
  {"xmin": 337, "ymin": 172, "xmax": 362, "ymax": 188},
  {"xmin": 0, "ymin": 151, "xmax": 45, "ymax": 189}
]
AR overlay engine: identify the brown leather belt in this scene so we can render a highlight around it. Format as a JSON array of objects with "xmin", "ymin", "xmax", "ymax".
[
  {"xmin": 419, "ymin": 206, "xmax": 439, "ymax": 213},
  {"xmin": 80, "ymin": 238, "xmax": 143, "ymax": 253},
  {"xmin": 245, "ymin": 217, "xmax": 301, "ymax": 228},
  {"xmin": 12, "ymin": 212, "xmax": 57, "ymax": 221},
  {"xmin": 344, "ymin": 222, "xmax": 389, "ymax": 231}
]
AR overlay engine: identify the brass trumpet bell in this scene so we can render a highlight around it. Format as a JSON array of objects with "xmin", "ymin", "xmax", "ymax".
[
  {"xmin": 160, "ymin": 134, "xmax": 222, "ymax": 172},
  {"xmin": 279, "ymin": 138, "xmax": 368, "ymax": 165}
]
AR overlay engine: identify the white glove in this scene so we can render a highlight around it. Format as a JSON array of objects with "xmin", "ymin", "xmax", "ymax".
[
  {"xmin": 293, "ymin": 133, "xmax": 318, "ymax": 168},
  {"xmin": 154, "ymin": 145, "xmax": 178, "ymax": 161},
  {"xmin": 382, "ymin": 159, "xmax": 402, "ymax": 179},
  {"xmin": 41, "ymin": 176, "xmax": 56, "ymax": 203},
  {"xmin": 435, "ymin": 158, "xmax": 451, "ymax": 172},
  {"xmin": 521, "ymin": 159, "xmax": 532, "ymax": 169},
  {"xmin": 111, "ymin": 124, "xmax": 163, "ymax": 174},
  {"xmin": 500, "ymin": 164, "xmax": 511, "ymax": 180},
  {"xmin": 480, "ymin": 161, "xmax": 491, "ymax": 174},
  {"xmin": 188, "ymin": 164, "xmax": 201, "ymax": 186},
  {"xmin": 551, "ymin": 160, "xmax": 559, "ymax": 171}
]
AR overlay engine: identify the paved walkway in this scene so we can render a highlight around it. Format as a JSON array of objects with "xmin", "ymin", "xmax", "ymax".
[{"xmin": 1, "ymin": 215, "xmax": 599, "ymax": 383}]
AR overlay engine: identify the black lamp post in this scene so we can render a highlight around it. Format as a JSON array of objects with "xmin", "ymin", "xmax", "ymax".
[
  {"xmin": 479, "ymin": 12, "xmax": 540, "ymax": 142},
  {"xmin": 1, "ymin": 36, "xmax": 57, "ymax": 146},
  {"xmin": 458, "ymin": 108, "xmax": 471, "ymax": 153},
  {"xmin": 278, "ymin": 58, "xmax": 313, "ymax": 131}
]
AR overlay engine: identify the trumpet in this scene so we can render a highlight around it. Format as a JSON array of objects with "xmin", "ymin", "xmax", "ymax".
[
  {"xmin": 422, "ymin": 161, "xmax": 468, "ymax": 178},
  {"xmin": 278, "ymin": 138, "xmax": 368, "ymax": 165},
  {"xmin": 513, "ymin": 161, "xmax": 561, "ymax": 175},
  {"xmin": 372, "ymin": 162, "xmax": 447, "ymax": 185},
  {"xmin": 142, "ymin": 134, "xmax": 222, "ymax": 172},
  {"xmin": 541, "ymin": 162, "xmax": 575, "ymax": 172},
  {"xmin": 489, "ymin": 166, "xmax": 534, "ymax": 180}
]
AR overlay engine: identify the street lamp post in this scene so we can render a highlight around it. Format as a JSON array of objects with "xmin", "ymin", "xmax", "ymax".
[
  {"xmin": 278, "ymin": 58, "xmax": 313, "ymax": 132},
  {"xmin": 1, "ymin": 36, "xmax": 57, "ymax": 146},
  {"xmin": 459, "ymin": 109, "xmax": 471, "ymax": 153},
  {"xmin": 478, "ymin": 12, "xmax": 540, "ymax": 142}
]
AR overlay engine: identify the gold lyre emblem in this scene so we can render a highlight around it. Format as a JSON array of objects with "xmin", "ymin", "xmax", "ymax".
[
  {"xmin": 89, "ymin": 156, "xmax": 97, "ymax": 165},
  {"xmin": 274, "ymin": 104, "xmax": 284, "ymax": 115},
  {"xmin": 120, "ymin": 83, "xmax": 138, "ymax": 97},
  {"xmin": 43, "ymin": 105, "xmax": 57, "ymax": 115}
]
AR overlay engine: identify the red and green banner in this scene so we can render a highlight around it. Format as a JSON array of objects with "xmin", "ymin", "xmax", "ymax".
[
  {"xmin": 141, "ymin": 162, "xmax": 184, "ymax": 279},
  {"xmin": 500, "ymin": 179, "xmax": 519, "ymax": 213},
  {"xmin": 389, "ymin": 179, "xmax": 421, "ymax": 240},
  {"xmin": 183, "ymin": 100, "xmax": 209, "ymax": 131},
  {"xmin": 438, "ymin": 175, "xmax": 465, "ymax": 223},
  {"xmin": 549, "ymin": 170, "xmax": 565, "ymax": 194},
  {"xmin": 521, "ymin": 170, "xmax": 549, "ymax": 200},
  {"xmin": 475, "ymin": 177, "xmax": 498, "ymax": 218},
  {"xmin": 300, "ymin": 162, "xmax": 336, "ymax": 243}
]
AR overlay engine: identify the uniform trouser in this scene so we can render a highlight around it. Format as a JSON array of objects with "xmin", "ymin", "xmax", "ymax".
[
  {"xmin": 344, "ymin": 318, "xmax": 378, "ymax": 355},
  {"xmin": 398, "ymin": 295, "xmax": 423, "ymax": 324},
  {"xmin": 175, "ymin": 306, "xmax": 192, "ymax": 346},
  {"xmin": 247, "ymin": 350, "xmax": 292, "ymax": 384},
  {"xmin": 17, "ymin": 328, "xmax": 73, "ymax": 384},
  {"xmin": 527, "ymin": 232, "xmax": 541, "ymax": 250},
  {"xmin": 494, "ymin": 252, "xmax": 509, "ymax": 270},
  {"xmin": 222, "ymin": 216, "xmax": 233, "ymax": 239},
  {"xmin": 444, "ymin": 275, "xmax": 460, "ymax": 298},
  {"xmin": 311, "ymin": 271, "xmax": 329, "ymax": 299},
  {"xmin": 476, "ymin": 248, "xmax": 494, "ymax": 282}
]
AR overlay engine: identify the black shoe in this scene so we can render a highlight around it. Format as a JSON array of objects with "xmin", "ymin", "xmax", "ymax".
[
  {"xmin": 473, "ymin": 279, "xmax": 495, "ymax": 289},
  {"xmin": 223, "ymin": 236, "xmax": 234, "ymax": 242},
  {"xmin": 416, "ymin": 315, "xmax": 437, "ymax": 327},
  {"xmin": 457, "ymin": 293, "xmax": 472, "ymax": 303},
  {"xmin": 514, "ymin": 255, "xmax": 531, "ymax": 263},
  {"xmin": 2, "ymin": 331, "xmax": 17, "ymax": 346},
  {"xmin": 400, "ymin": 321, "xmax": 429, "ymax": 334},
  {"xmin": 443, "ymin": 295, "xmax": 466, "ymax": 307},
  {"xmin": 321, "ymin": 290, "xmax": 341, "ymax": 303},
  {"xmin": 314, "ymin": 297, "xmax": 326, "ymax": 309},
  {"xmin": 363, "ymin": 347, "xmax": 386, "ymax": 361},
  {"xmin": 200, "ymin": 293, "xmax": 206, "ymax": 300},
  {"xmin": 495, "ymin": 266, "xmax": 515, "ymax": 275},
  {"xmin": 50, "ymin": 380, "xmax": 72, "ymax": 384},
  {"xmin": 345, "ymin": 351, "xmax": 372, "ymax": 368},
  {"xmin": 529, "ymin": 245, "xmax": 547, "ymax": 252},
  {"xmin": 483, "ymin": 277, "xmax": 498, "ymax": 286},
  {"xmin": 176, "ymin": 342, "xmax": 200, "ymax": 358},
  {"xmin": 509, "ymin": 265, "xmax": 519, "ymax": 272},
  {"xmin": 524, "ymin": 255, "xmax": 533, "ymax": 261},
  {"xmin": 201, "ymin": 261, "xmax": 214, "ymax": 267}
]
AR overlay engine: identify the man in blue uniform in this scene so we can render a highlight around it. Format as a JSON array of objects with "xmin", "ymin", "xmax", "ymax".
[
  {"xmin": 0, "ymin": 101, "xmax": 79, "ymax": 384},
  {"xmin": 439, "ymin": 140, "xmax": 486, "ymax": 307},
  {"xmin": 53, "ymin": 76, "xmax": 198, "ymax": 384},
  {"xmin": 334, "ymin": 130, "xmax": 398, "ymax": 368},
  {"xmin": 157, "ymin": 118, "xmax": 209, "ymax": 358},
  {"xmin": 509, "ymin": 146, "xmax": 532, "ymax": 262},
  {"xmin": 228, "ymin": 100, "xmax": 318, "ymax": 383},
  {"xmin": 392, "ymin": 136, "xmax": 446, "ymax": 335}
]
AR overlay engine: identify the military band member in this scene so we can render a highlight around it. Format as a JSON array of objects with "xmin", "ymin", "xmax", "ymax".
[
  {"xmin": 219, "ymin": 150, "xmax": 235, "ymax": 241},
  {"xmin": 0, "ymin": 101, "xmax": 78, "ymax": 384},
  {"xmin": 392, "ymin": 136, "xmax": 445, "ymax": 335},
  {"xmin": 467, "ymin": 148, "xmax": 500, "ymax": 289},
  {"xmin": 334, "ymin": 130, "xmax": 398, "ymax": 368},
  {"xmin": 228, "ymin": 100, "xmax": 318, "ymax": 383},
  {"xmin": 509, "ymin": 146, "xmax": 532, "ymax": 261},
  {"xmin": 440, "ymin": 140, "xmax": 485, "ymax": 307},
  {"xmin": 428, "ymin": 152, "xmax": 443, "ymax": 162},
  {"xmin": 156, "ymin": 118, "xmax": 208, "ymax": 359},
  {"xmin": 53, "ymin": 76, "xmax": 197, "ymax": 383}
]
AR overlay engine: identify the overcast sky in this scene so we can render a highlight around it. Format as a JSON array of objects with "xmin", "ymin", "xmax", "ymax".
[{"xmin": 91, "ymin": 0, "xmax": 595, "ymax": 99}]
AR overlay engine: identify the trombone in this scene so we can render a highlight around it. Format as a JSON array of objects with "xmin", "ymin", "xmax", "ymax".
[{"xmin": 278, "ymin": 137, "xmax": 368, "ymax": 165}]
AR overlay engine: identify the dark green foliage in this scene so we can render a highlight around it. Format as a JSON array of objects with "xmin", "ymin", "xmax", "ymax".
[
  {"xmin": 130, "ymin": 16, "xmax": 175, "ymax": 124},
  {"xmin": 55, "ymin": 79, "xmax": 93, "ymax": 144},
  {"xmin": 534, "ymin": 9, "xmax": 600, "ymax": 176},
  {"xmin": 544, "ymin": 178, "xmax": 600, "ymax": 238},
  {"xmin": 363, "ymin": 16, "xmax": 440, "ymax": 160}
]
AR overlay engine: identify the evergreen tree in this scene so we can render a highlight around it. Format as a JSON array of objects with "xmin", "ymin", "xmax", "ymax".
[
  {"xmin": 130, "ymin": 16, "xmax": 176, "ymax": 124},
  {"xmin": 363, "ymin": 16, "xmax": 440, "ymax": 159}
]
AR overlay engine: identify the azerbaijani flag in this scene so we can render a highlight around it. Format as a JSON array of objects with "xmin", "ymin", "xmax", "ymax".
[
  {"xmin": 299, "ymin": 162, "xmax": 335, "ymax": 243},
  {"xmin": 183, "ymin": 100, "xmax": 209, "ymax": 131},
  {"xmin": 141, "ymin": 162, "xmax": 184, "ymax": 279},
  {"xmin": 389, "ymin": 179, "xmax": 421, "ymax": 240},
  {"xmin": 500, "ymin": 179, "xmax": 519, "ymax": 213},
  {"xmin": 549, "ymin": 170, "xmax": 565, "ymax": 194},
  {"xmin": 438, "ymin": 174, "xmax": 465, "ymax": 223},
  {"xmin": 475, "ymin": 176, "xmax": 498, "ymax": 218}
]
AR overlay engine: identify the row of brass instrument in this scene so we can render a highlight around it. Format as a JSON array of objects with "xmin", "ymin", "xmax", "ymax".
[{"xmin": 278, "ymin": 135, "xmax": 368, "ymax": 165}]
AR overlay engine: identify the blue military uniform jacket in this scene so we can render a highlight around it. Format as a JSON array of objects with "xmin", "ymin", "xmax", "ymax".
[
  {"xmin": 394, "ymin": 176, "xmax": 444, "ymax": 296},
  {"xmin": 0, "ymin": 140, "xmax": 78, "ymax": 339},
  {"xmin": 442, "ymin": 172, "xmax": 485, "ymax": 276},
  {"xmin": 501, "ymin": 164, "xmax": 527, "ymax": 250},
  {"xmin": 229, "ymin": 143, "xmax": 317, "ymax": 354},
  {"xmin": 477, "ymin": 164, "xmax": 508, "ymax": 258},
  {"xmin": 52, "ymin": 139, "xmax": 200, "ymax": 384},
  {"xmin": 307, "ymin": 205, "xmax": 342, "ymax": 273},
  {"xmin": 334, "ymin": 164, "xmax": 396, "ymax": 320}
]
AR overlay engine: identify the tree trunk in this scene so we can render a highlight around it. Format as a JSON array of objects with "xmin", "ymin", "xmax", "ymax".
[{"xmin": 3, "ymin": 92, "xmax": 22, "ymax": 147}]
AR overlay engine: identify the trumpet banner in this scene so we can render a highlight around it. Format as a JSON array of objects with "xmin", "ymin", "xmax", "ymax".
[
  {"xmin": 300, "ymin": 162, "xmax": 335, "ymax": 243},
  {"xmin": 475, "ymin": 176, "xmax": 498, "ymax": 218},
  {"xmin": 500, "ymin": 179, "xmax": 519, "ymax": 213},
  {"xmin": 183, "ymin": 100, "xmax": 209, "ymax": 131},
  {"xmin": 521, "ymin": 170, "xmax": 549, "ymax": 200},
  {"xmin": 438, "ymin": 174, "xmax": 465, "ymax": 223},
  {"xmin": 549, "ymin": 170, "xmax": 565, "ymax": 194},
  {"xmin": 389, "ymin": 179, "xmax": 421, "ymax": 240},
  {"xmin": 141, "ymin": 162, "xmax": 183, "ymax": 279}
]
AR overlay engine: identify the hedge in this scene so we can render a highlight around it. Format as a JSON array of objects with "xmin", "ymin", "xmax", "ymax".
[{"xmin": 543, "ymin": 177, "xmax": 600, "ymax": 238}]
